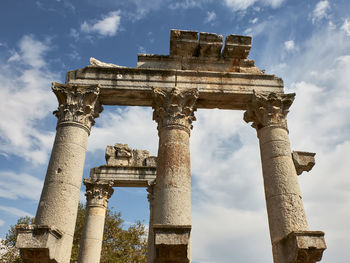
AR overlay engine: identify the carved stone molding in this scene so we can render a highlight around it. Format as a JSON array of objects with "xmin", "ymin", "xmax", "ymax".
[
  {"xmin": 52, "ymin": 82, "xmax": 103, "ymax": 133},
  {"xmin": 244, "ymin": 91, "xmax": 295, "ymax": 131},
  {"xmin": 152, "ymin": 87, "xmax": 199, "ymax": 134},
  {"xmin": 292, "ymin": 151, "xmax": 316, "ymax": 176},
  {"xmin": 84, "ymin": 179, "xmax": 114, "ymax": 208},
  {"xmin": 147, "ymin": 180, "xmax": 156, "ymax": 203},
  {"xmin": 277, "ymin": 231, "xmax": 326, "ymax": 263}
]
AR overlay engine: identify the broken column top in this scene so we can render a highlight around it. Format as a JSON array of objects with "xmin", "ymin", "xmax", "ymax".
[
  {"xmin": 105, "ymin": 143, "xmax": 157, "ymax": 167},
  {"xmin": 137, "ymin": 29, "xmax": 261, "ymax": 73}
]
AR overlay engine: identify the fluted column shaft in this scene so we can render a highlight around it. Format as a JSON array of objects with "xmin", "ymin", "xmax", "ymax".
[
  {"xmin": 152, "ymin": 87, "xmax": 198, "ymax": 263},
  {"xmin": 78, "ymin": 180, "xmax": 113, "ymax": 263},
  {"xmin": 34, "ymin": 83, "xmax": 103, "ymax": 263},
  {"xmin": 244, "ymin": 92, "xmax": 309, "ymax": 263}
]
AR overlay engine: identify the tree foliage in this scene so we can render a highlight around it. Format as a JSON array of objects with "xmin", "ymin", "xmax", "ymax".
[{"xmin": 0, "ymin": 204, "xmax": 147, "ymax": 263}]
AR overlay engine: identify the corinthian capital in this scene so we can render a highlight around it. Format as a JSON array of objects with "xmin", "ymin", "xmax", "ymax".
[
  {"xmin": 84, "ymin": 179, "xmax": 114, "ymax": 208},
  {"xmin": 152, "ymin": 87, "xmax": 198, "ymax": 134},
  {"xmin": 52, "ymin": 82, "xmax": 103, "ymax": 132},
  {"xmin": 244, "ymin": 92, "xmax": 295, "ymax": 131}
]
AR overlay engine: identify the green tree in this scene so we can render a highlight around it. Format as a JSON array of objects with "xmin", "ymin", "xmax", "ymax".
[{"xmin": 0, "ymin": 205, "xmax": 147, "ymax": 263}]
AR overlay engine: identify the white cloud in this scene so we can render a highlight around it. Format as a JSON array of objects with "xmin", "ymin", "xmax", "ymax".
[
  {"xmin": 169, "ymin": 0, "xmax": 200, "ymax": 9},
  {"xmin": 262, "ymin": 0, "xmax": 285, "ymax": 8},
  {"xmin": 250, "ymin": 17, "xmax": 258, "ymax": 24},
  {"xmin": 341, "ymin": 18, "xmax": 350, "ymax": 36},
  {"xmin": 224, "ymin": 0, "xmax": 285, "ymax": 11},
  {"xmin": 69, "ymin": 28, "xmax": 79, "ymax": 40},
  {"xmin": 0, "ymin": 35, "xmax": 57, "ymax": 164},
  {"xmin": 0, "ymin": 171, "xmax": 43, "ymax": 201},
  {"xmin": 81, "ymin": 11, "xmax": 121, "ymax": 37},
  {"xmin": 224, "ymin": 0, "xmax": 257, "ymax": 11},
  {"xmin": 284, "ymin": 39, "xmax": 297, "ymax": 51},
  {"xmin": 88, "ymin": 107, "xmax": 158, "ymax": 155},
  {"xmin": 0, "ymin": 206, "xmax": 33, "ymax": 218},
  {"xmin": 204, "ymin": 11, "xmax": 216, "ymax": 24},
  {"xmin": 312, "ymin": 0, "xmax": 330, "ymax": 24},
  {"xmin": 0, "ymin": 220, "xmax": 4, "ymax": 227}
]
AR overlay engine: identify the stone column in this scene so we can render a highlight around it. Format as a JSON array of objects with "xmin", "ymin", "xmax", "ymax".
[
  {"xmin": 152, "ymin": 86, "xmax": 198, "ymax": 263},
  {"xmin": 78, "ymin": 180, "xmax": 114, "ymax": 263},
  {"xmin": 244, "ymin": 92, "xmax": 326, "ymax": 263},
  {"xmin": 17, "ymin": 83, "xmax": 103, "ymax": 263},
  {"xmin": 146, "ymin": 180, "xmax": 156, "ymax": 263}
]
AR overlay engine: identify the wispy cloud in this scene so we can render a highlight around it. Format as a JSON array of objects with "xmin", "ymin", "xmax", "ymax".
[
  {"xmin": 0, "ymin": 171, "xmax": 43, "ymax": 200},
  {"xmin": 312, "ymin": 0, "xmax": 330, "ymax": 24},
  {"xmin": 0, "ymin": 206, "xmax": 33, "ymax": 218},
  {"xmin": 224, "ymin": 0, "xmax": 285, "ymax": 11},
  {"xmin": 0, "ymin": 35, "xmax": 57, "ymax": 164},
  {"xmin": 204, "ymin": 11, "xmax": 216, "ymax": 24},
  {"xmin": 341, "ymin": 18, "xmax": 350, "ymax": 36},
  {"xmin": 284, "ymin": 39, "xmax": 297, "ymax": 52},
  {"xmin": 81, "ymin": 11, "xmax": 121, "ymax": 37}
]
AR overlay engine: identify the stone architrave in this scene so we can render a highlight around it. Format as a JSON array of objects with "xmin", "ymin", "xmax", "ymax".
[
  {"xmin": 244, "ymin": 92, "xmax": 326, "ymax": 263},
  {"xmin": 152, "ymin": 86, "xmax": 198, "ymax": 263},
  {"xmin": 78, "ymin": 180, "xmax": 114, "ymax": 263},
  {"xmin": 16, "ymin": 83, "xmax": 103, "ymax": 263}
]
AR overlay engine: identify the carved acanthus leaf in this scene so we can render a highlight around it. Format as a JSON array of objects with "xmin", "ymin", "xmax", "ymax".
[
  {"xmin": 84, "ymin": 180, "xmax": 114, "ymax": 207},
  {"xmin": 52, "ymin": 82, "xmax": 103, "ymax": 131},
  {"xmin": 244, "ymin": 91, "xmax": 295, "ymax": 130},
  {"xmin": 152, "ymin": 87, "xmax": 198, "ymax": 133}
]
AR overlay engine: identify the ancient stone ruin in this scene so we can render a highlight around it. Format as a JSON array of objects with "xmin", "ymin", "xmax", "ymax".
[{"xmin": 16, "ymin": 30, "xmax": 326, "ymax": 263}]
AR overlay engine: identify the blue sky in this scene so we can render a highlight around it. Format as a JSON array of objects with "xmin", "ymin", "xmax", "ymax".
[{"xmin": 1, "ymin": 0, "xmax": 350, "ymax": 262}]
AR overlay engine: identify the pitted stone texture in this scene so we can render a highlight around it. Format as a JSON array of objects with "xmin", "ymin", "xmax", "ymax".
[
  {"xmin": 34, "ymin": 124, "xmax": 90, "ymax": 263},
  {"xmin": 258, "ymin": 128, "xmax": 302, "ymax": 199},
  {"xmin": 152, "ymin": 86, "xmax": 198, "ymax": 134},
  {"xmin": 266, "ymin": 194, "xmax": 309, "ymax": 243},
  {"xmin": 52, "ymin": 82, "xmax": 103, "ymax": 133},
  {"xmin": 244, "ymin": 92, "xmax": 323, "ymax": 263},
  {"xmin": 30, "ymin": 83, "xmax": 102, "ymax": 263},
  {"xmin": 147, "ymin": 180, "xmax": 156, "ymax": 263},
  {"xmin": 16, "ymin": 225, "xmax": 62, "ymax": 263},
  {"xmin": 105, "ymin": 143, "xmax": 157, "ymax": 167},
  {"xmin": 244, "ymin": 92, "xmax": 295, "ymax": 131},
  {"xmin": 273, "ymin": 231, "xmax": 326, "ymax": 263},
  {"xmin": 154, "ymin": 129, "xmax": 192, "ymax": 225},
  {"xmin": 292, "ymin": 151, "xmax": 316, "ymax": 175},
  {"xmin": 78, "ymin": 180, "xmax": 113, "ymax": 263},
  {"xmin": 152, "ymin": 86, "xmax": 196, "ymax": 262}
]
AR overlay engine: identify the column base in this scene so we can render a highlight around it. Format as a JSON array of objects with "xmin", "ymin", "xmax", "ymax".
[
  {"xmin": 273, "ymin": 231, "xmax": 326, "ymax": 263},
  {"xmin": 153, "ymin": 224, "xmax": 191, "ymax": 263},
  {"xmin": 16, "ymin": 224, "xmax": 62, "ymax": 263}
]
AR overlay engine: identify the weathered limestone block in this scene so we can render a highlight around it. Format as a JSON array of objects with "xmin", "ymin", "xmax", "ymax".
[
  {"xmin": 198, "ymin": 32, "xmax": 223, "ymax": 58},
  {"xmin": 222, "ymin": 34, "xmax": 251, "ymax": 59},
  {"xmin": 170, "ymin": 30, "xmax": 198, "ymax": 57},
  {"xmin": 244, "ymin": 92, "xmax": 326, "ymax": 263},
  {"xmin": 78, "ymin": 180, "xmax": 114, "ymax": 263},
  {"xmin": 152, "ymin": 86, "xmax": 198, "ymax": 262},
  {"xmin": 153, "ymin": 225, "xmax": 191, "ymax": 263},
  {"xmin": 17, "ymin": 83, "xmax": 102, "ymax": 263},
  {"xmin": 16, "ymin": 225, "xmax": 62, "ymax": 263},
  {"xmin": 105, "ymin": 143, "xmax": 157, "ymax": 167},
  {"xmin": 274, "ymin": 231, "xmax": 326, "ymax": 263},
  {"xmin": 292, "ymin": 151, "xmax": 316, "ymax": 175}
]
